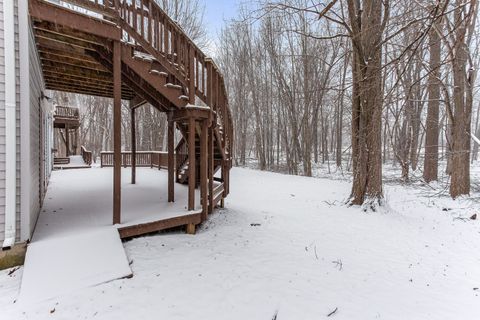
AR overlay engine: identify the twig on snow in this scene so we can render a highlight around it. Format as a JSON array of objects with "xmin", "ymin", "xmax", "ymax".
[
  {"xmin": 323, "ymin": 200, "xmax": 338, "ymax": 207},
  {"xmin": 8, "ymin": 267, "xmax": 19, "ymax": 276},
  {"xmin": 327, "ymin": 307, "xmax": 338, "ymax": 317},
  {"xmin": 453, "ymin": 216, "xmax": 469, "ymax": 222},
  {"xmin": 332, "ymin": 259, "xmax": 343, "ymax": 271},
  {"xmin": 272, "ymin": 310, "xmax": 278, "ymax": 320}
]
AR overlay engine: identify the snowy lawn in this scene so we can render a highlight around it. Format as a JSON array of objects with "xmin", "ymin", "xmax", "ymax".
[{"xmin": 1, "ymin": 167, "xmax": 480, "ymax": 319}]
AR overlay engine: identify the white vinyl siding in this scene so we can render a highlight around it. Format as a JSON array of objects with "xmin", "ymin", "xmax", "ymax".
[
  {"xmin": 0, "ymin": 0, "xmax": 6, "ymax": 243},
  {"xmin": 0, "ymin": 0, "xmax": 47, "ymax": 244}
]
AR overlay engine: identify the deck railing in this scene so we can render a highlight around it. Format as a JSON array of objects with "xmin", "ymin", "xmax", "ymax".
[
  {"xmin": 81, "ymin": 146, "xmax": 93, "ymax": 165},
  {"xmin": 100, "ymin": 151, "xmax": 171, "ymax": 168},
  {"xmin": 175, "ymin": 138, "xmax": 188, "ymax": 170},
  {"xmin": 54, "ymin": 105, "xmax": 80, "ymax": 120}
]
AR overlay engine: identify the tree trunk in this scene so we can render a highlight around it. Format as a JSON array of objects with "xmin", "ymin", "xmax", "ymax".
[
  {"xmin": 348, "ymin": 0, "xmax": 385, "ymax": 207},
  {"xmin": 423, "ymin": 9, "xmax": 441, "ymax": 183},
  {"xmin": 450, "ymin": 0, "xmax": 474, "ymax": 198}
]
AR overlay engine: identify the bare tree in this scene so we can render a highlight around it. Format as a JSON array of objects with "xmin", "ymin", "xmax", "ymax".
[
  {"xmin": 424, "ymin": 3, "xmax": 444, "ymax": 183},
  {"xmin": 347, "ymin": 0, "xmax": 388, "ymax": 207}
]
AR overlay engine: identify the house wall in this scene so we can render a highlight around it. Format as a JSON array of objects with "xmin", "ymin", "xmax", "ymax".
[
  {"xmin": 14, "ymin": 0, "xmax": 21, "ymax": 243},
  {"xmin": 0, "ymin": 0, "xmax": 49, "ymax": 245},
  {"xmin": 28, "ymin": 16, "xmax": 48, "ymax": 239},
  {"xmin": 0, "ymin": 1, "xmax": 5, "ymax": 244}
]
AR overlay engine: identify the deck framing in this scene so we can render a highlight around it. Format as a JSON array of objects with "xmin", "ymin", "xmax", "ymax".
[{"xmin": 118, "ymin": 212, "xmax": 202, "ymax": 239}]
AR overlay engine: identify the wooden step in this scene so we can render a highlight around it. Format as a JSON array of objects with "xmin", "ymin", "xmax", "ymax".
[
  {"xmin": 54, "ymin": 157, "xmax": 70, "ymax": 165},
  {"xmin": 165, "ymin": 83, "xmax": 182, "ymax": 90},
  {"xmin": 149, "ymin": 69, "xmax": 168, "ymax": 77}
]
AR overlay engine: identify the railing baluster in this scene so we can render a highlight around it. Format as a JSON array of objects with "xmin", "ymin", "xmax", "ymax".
[
  {"xmin": 154, "ymin": 9, "xmax": 159, "ymax": 50},
  {"xmin": 147, "ymin": 1, "xmax": 152, "ymax": 45},
  {"xmin": 140, "ymin": 0, "xmax": 144, "ymax": 39},
  {"xmin": 132, "ymin": 1, "xmax": 137, "ymax": 34},
  {"xmin": 159, "ymin": 15, "xmax": 163, "ymax": 53},
  {"xmin": 163, "ymin": 20, "xmax": 170, "ymax": 58}
]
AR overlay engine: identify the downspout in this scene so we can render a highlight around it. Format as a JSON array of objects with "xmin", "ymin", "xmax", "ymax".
[{"xmin": 3, "ymin": 0, "xmax": 17, "ymax": 248}]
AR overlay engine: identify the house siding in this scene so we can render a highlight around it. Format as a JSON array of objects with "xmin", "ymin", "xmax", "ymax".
[
  {"xmin": 15, "ymin": 0, "xmax": 21, "ymax": 242},
  {"xmin": 0, "ymin": 0, "xmax": 6, "ymax": 244},
  {"xmin": 0, "ymin": 0, "xmax": 47, "ymax": 244},
  {"xmin": 28, "ymin": 19, "xmax": 45, "ymax": 238}
]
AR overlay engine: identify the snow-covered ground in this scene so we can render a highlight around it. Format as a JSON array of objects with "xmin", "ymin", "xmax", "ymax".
[{"xmin": 1, "ymin": 167, "xmax": 480, "ymax": 319}]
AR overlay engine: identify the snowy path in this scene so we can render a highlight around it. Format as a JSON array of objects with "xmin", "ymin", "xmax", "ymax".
[
  {"xmin": 19, "ymin": 227, "xmax": 132, "ymax": 304},
  {"xmin": 1, "ymin": 168, "xmax": 480, "ymax": 319}
]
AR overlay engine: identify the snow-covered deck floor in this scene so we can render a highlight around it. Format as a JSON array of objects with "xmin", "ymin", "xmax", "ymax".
[
  {"xmin": 34, "ymin": 167, "xmax": 201, "ymax": 241},
  {"xmin": 53, "ymin": 155, "xmax": 91, "ymax": 170}
]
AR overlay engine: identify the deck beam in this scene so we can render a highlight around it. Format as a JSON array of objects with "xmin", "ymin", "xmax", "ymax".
[
  {"xmin": 29, "ymin": 0, "xmax": 121, "ymax": 40},
  {"xmin": 118, "ymin": 213, "xmax": 202, "ymax": 239}
]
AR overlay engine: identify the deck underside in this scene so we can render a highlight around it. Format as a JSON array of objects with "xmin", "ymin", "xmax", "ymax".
[{"xmin": 34, "ymin": 167, "xmax": 204, "ymax": 241}]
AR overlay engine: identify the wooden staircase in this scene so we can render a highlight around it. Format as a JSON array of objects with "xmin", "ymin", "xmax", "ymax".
[
  {"xmin": 29, "ymin": 0, "xmax": 233, "ymax": 215},
  {"xmin": 175, "ymin": 126, "xmax": 225, "ymax": 186}
]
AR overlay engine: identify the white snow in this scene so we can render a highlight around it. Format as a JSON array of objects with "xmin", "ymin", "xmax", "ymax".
[
  {"xmin": 1, "ymin": 167, "xmax": 480, "ymax": 319},
  {"xmin": 19, "ymin": 227, "xmax": 131, "ymax": 305},
  {"xmin": 185, "ymin": 104, "xmax": 211, "ymax": 110},
  {"xmin": 472, "ymin": 133, "xmax": 480, "ymax": 145}
]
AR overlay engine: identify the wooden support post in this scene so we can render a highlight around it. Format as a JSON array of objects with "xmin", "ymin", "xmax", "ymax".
[
  {"xmin": 131, "ymin": 106, "xmax": 136, "ymax": 184},
  {"xmin": 188, "ymin": 117, "xmax": 196, "ymax": 211},
  {"xmin": 113, "ymin": 41, "xmax": 122, "ymax": 225},
  {"xmin": 200, "ymin": 120, "xmax": 208, "ymax": 221},
  {"xmin": 186, "ymin": 223, "xmax": 196, "ymax": 235},
  {"xmin": 65, "ymin": 125, "xmax": 70, "ymax": 157},
  {"xmin": 168, "ymin": 116, "xmax": 175, "ymax": 202},
  {"xmin": 208, "ymin": 126, "xmax": 214, "ymax": 214},
  {"xmin": 220, "ymin": 163, "xmax": 225, "ymax": 208},
  {"xmin": 74, "ymin": 128, "xmax": 78, "ymax": 155}
]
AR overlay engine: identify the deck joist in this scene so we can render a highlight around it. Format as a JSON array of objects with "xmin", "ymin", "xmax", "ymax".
[{"xmin": 117, "ymin": 212, "xmax": 202, "ymax": 239}]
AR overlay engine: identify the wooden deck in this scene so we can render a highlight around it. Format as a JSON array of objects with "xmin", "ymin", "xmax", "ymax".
[
  {"xmin": 33, "ymin": 168, "xmax": 204, "ymax": 241},
  {"xmin": 30, "ymin": 0, "xmax": 233, "ymax": 231}
]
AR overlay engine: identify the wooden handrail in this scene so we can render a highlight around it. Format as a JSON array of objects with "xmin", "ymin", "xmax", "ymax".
[
  {"xmin": 100, "ymin": 151, "xmax": 170, "ymax": 169},
  {"xmin": 51, "ymin": 0, "xmax": 233, "ymax": 166},
  {"xmin": 55, "ymin": 105, "xmax": 80, "ymax": 120},
  {"xmin": 175, "ymin": 138, "xmax": 188, "ymax": 173},
  {"xmin": 81, "ymin": 146, "xmax": 93, "ymax": 165}
]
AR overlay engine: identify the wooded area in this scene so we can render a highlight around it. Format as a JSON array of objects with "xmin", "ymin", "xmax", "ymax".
[
  {"xmin": 56, "ymin": 0, "xmax": 480, "ymax": 207},
  {"xmin": 218, "ymin": 0, "xmax": 479, "ymax": 206}
]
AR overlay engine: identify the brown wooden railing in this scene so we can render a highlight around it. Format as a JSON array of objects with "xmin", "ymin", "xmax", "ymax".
[
  {"xmin": 53, "ymin": 0, "xmax": 233, "ymax": 165},
  {"xmin": 175, "ymin": 138, "xmax": 188, "ymax": 170},
  {"xmin": 100, "ymin": 151, "xmax": 170, "ymax": 168},
  {"xmin": 55, "ymin": 105, "xmax": 80, "ymax": 120},
  {"xmin": 115, "ymin": 0, "xmax": 233, "ymax": 160},
  {"xmin": 81, "ymin": 146, "xmax": 93, "ymax": 165}
]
